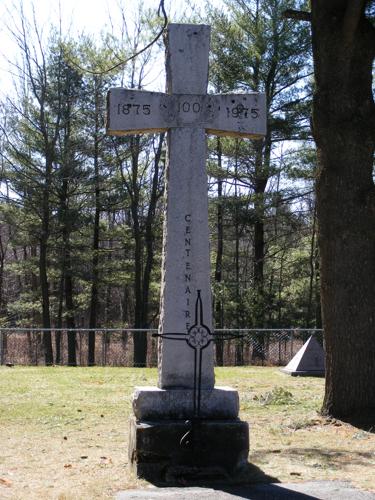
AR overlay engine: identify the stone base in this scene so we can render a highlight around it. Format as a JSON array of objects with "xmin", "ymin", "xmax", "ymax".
[
  {"xmin": 280, "ymin": 367, "xmax": 325, "ymax": 377},
  {"xmin": 129, "ymin": 417, "xmax": 249, "ymax": 482},
  {"xmin": 132, "ymin": 386, "xmax": 239, "ymax": 420}
]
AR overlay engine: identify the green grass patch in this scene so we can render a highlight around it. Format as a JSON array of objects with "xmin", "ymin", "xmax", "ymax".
[{"xmin": 0, "ymin": 366, "xmax": 374, "ymax": 498}]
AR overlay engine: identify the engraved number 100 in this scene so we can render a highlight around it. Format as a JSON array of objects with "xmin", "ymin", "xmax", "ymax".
[{"xmin": 178, "ymin": 101, "xmax": 201, "ymax": 113}]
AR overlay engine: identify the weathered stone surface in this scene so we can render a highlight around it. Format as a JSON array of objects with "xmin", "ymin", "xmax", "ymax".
[
  {"xmin": 107, "ymin": 89, "xmax": 170, "ymax": 135},
  {"xmin": 106, "ymin": 23, "xmax": 266, "ymax": 391},
  {"xmin": 281, "ymin": 335, "xmax": 325, "ymax": 376},
  {"xmin": 167, "ymin": 24, "xmax": 210, "ymax": 95},
  {"xmin": 128, "ymin": 417, "xmax": 249, "ymax": 482},
  {"xmin": 158, "ymin": 125, "xmax": 214, "ymax": 389},
  {"xmin": 132, "ymin": 386, "xmax": 239, "ymax": 420},
  {"xmin": 117, "ymin": 482, "xmax": 375, "ymax": 500},
  {"xmin": 207, "ymin": 93, "xmax": 266, "ymax": 138},
  {"xmin": 107, "ymin": 90, "xmax": 266, "ymax": 138},
  {"xmin": 158, "ymin": 24, "xmax": 214, "ymax": 390}
]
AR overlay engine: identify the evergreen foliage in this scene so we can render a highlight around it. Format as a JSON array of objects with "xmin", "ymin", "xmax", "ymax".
[{"xmin": 0, "ymin": 0, "xmax": 318, "ymax": 365}]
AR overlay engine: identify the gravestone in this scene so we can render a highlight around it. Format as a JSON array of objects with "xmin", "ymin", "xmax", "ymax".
[
  {"xmin": 281, "ymin": 335, "xmax": 325, "ymax": 376},
  {"xmin": 107, "ymin": 23, "xmax": 266, "ymax": 481}
]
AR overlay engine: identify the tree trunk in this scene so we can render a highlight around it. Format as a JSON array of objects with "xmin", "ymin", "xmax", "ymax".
[
  {"xmin": 65, "ymin": 244, "xmax": 77, "ymax": 366},
  {"xmin": 133, "ymin": 211, "xmax": 145, "ymax": 366},
  {"xmin": 87, "ymin": 150, "xmax": 101, "ymax": 366},
  {"xmin": 252, "ymin": 140, "xmax": 268, "ymax": 361},
  {"xmin": 0, "ymin": 233, "xmax": 6, "ymax": 363},
  {"xmin": 141, "ymin": 134, "xmax": 164, "ymax": 335},
  {"xmin": 88, "ymin": 90, "xmax": 101, "ymax": 367},
  {"xmin": 0, "ymin": 229, "xmax": 6, "ymax": 315},
  {"xmin": 215, "ymin": 137, "xmax": 224, "ymax": 366},
  {"xmin": 234, "ymin": 147, "xmax": 244, "ymax": 366},
  {"xmin": 40, "ymin": 178, "xmax": 53, "ymax": 365},
  {"xmin": 306, "ymin": 204, "xmax": 317, "ymax": 327},
  {"xmin": 130, "ymin": 136, "xmax": 147, "ymax": 367},
  {"xmin": 30, "ymin": 246, "xmax": 39, "ymax": 364},
  {"xmin": 122, "ymin": 286, "xmax": 130, "ymax": 349},
  {"xmin": 315, "ymin": 246, "xmax": 322, "ymax": 329},
  {"xmin": 311, "ymin": 2, "xmax": 375, "ymax": 419},
  {"xmin": 55, "ymin": 273, "xmax": 64, "ymax": 365}
]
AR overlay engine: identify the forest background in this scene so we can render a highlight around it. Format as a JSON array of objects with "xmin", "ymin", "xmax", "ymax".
[{"xmin": 0, "ymin": 0, "xmax": 318, "ymax": 366}]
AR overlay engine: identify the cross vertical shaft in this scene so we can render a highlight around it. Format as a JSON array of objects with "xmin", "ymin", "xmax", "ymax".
[{"xmin": 158, "ymin": 24, "xmax": 214, "ymax": 389}]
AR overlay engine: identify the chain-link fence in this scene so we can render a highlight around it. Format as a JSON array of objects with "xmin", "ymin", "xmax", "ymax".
[{"xmin": 0, "ymin": 328, "xmax": 323, "ymax": 367}]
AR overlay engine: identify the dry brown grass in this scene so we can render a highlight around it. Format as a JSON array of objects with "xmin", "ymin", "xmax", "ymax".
[{"xmin": 0, "ymin": 366, "xmax": 374, "ymax": 499}]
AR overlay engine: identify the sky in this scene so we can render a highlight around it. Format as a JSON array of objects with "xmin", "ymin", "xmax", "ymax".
[
  {"xmin": 0, "ymin": 0, "xmax": 200, "ymax": 38},
  {"xmin": 0, "ymin": 0, "xmax": 211, "ymax": 97}
]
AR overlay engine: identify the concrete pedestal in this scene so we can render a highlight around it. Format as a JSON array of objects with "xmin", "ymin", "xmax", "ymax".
[
  {"xmin": 129, "ymin": 417, "xmax": 249, "ymax": 482},
  {"xmin": 132, "ymin": 386, "xmax": 239, "ymax": 420},
  {"xmin": 129, "ymin": 386, "xmax": 249, "ymax": 482}
]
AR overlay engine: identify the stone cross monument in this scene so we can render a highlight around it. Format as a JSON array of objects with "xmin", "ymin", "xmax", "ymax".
[{"xmin": 107, "ymin": 23, "xmax": 266, "ymax": 481}]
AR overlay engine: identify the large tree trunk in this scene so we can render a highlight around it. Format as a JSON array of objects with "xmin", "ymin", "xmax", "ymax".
[
  {"xmin": 306, "ymin": 204, "xmax": 317, "ymax": 327},
  {"xmin": 311, "ymin": 2, "xmax": 375, "ymax": 419}
]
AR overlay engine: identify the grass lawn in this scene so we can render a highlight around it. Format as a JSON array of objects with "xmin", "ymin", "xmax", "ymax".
[{"xmin": 0, "ymin": 366, "xmax": 374, "ymax": 499}]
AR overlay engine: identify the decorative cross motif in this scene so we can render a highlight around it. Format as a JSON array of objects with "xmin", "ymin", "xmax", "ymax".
[
  {"xmin": 153, "ymin": 290, "xmax": 241, "ymax": 449},
  {"xmin": 153, "ymin": 290, "xmax": 210, "ymax": 419},
  {"xmin": 153, "ymin": 291, "xmax": 241, "ymax": 419}
]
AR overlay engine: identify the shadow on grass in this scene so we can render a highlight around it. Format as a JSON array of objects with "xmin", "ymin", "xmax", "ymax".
[{"xmin": 252, "ymin": 446, "xmax": 374, "ymax": 467}]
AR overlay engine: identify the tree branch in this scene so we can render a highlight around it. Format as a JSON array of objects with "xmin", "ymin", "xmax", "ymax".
[
  {"xmin": 64, "ymin": 0, "xmax": 168, "ymax": 76},
  {"xmin": 283, "ymin": 9, "xmax": 311, "ymax": 22}
]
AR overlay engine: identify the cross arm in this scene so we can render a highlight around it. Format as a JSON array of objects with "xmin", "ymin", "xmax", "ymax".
[
  {"xmin": 206, "ymin": 93, "xmax": 266, "ymax": 139},
  {"xmin": 107, "ymin": 88, "xmax": 266, "ymax": 139},
  {"xmin": 106, "ymin": 88, "xmax": 170, "ymax": 136}
]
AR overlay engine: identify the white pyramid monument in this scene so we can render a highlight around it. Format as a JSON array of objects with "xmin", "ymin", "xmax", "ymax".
[{"xmin": 281, "ymin": 335, "xmax": 325, "ymax": 376}]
